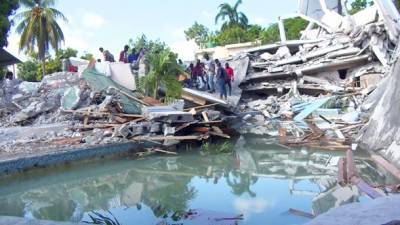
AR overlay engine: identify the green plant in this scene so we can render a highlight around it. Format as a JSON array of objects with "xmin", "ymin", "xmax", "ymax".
[
  {"xmin": 14, "ymin": 0, "xmax": 67, "ymax": 78},
  {"xmin": 17, "ymin": 60, "xmax": 40, "ymax": 81},
  {"xmin": 83, "ymin": 210, "xmax": 120, "ymax": 225},
  {"xmin": 201, "ymin": 141, "xmax": 234, "ymax": 155},
  {"xmin": 215, "ymin": 0, "xmax": 248, "ymax": 30},
  {"xmin": 349, "ymin": 0, "xmax": 374, "ymax": 14},
  {"xmin": 0, "ymin": 0, "xmax": 19, "ymax": 48},
  {"xmin": 144, "ymin": 47, "xmax": 183, "ymax": 100},
  {"xmin": 184, "ymin": 22, "xmax": 210, "ymax": 48},
  {"xmin": 81, "ymin": 52, "xmax": 94, "ymax": 61}
]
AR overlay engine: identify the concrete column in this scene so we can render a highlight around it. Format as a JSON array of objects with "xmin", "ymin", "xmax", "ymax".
[{"xmin": 278, "ymin": 16, "xmax": 287, "ymax": 43}]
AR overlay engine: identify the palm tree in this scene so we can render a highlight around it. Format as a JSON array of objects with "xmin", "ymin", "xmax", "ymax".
[
  {"xmin": 144, "ymin": 48, "xmax": 183, "ymax": 100},
  {"xmin": 14, "ymin": 0, "xmax": 67, "ymax": 78},
  {"xmin": 215, "ymin": 0, "xmax": 249, "ymax": 30}
]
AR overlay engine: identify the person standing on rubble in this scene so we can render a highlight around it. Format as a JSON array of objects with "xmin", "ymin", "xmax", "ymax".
[
  {"xmin": 193, "ymin": 59, "xmax": 204, "ymax": 90},
  {"xmin": 3, "ymin": 71, "xmax": 14, "ymax": 103},
  {"xmin": 188, "ymin": 63, "xmax": 195, "ymax": 87},
  {"xmin": 215, "ymin": 59, "xmax": 228, "ymax": 100},
  {"xmin": 225, "ymin": 63, "xmax": 234, "ymax": 96},
  {"xmin": 99, "ymin": 47, "xmax": 115, "ymax": 62},
  {"xmin": 128, "ymin": 48, "xmax": 138, "ymax": 64},
  {"xmin": 204, "ymin": 53, "xmax": 216, "ymax": 93},
  {"xmin": 119, "ymin": 45, "xmax": 129, "ymax": 63}
]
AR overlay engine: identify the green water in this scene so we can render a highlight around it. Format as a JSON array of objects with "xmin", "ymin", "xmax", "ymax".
[{"xmin": 0, "ymin": 135, "xmax": 396, "ymax": 225}]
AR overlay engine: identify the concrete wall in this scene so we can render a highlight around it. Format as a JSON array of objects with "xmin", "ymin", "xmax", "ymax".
[
  {"xmin": 359, "ymin": 57, "xmax": 400, "ymax": 168},
  {"xmin": 195, "ymin": 41, "xmax": 261, "ymax": 60}
]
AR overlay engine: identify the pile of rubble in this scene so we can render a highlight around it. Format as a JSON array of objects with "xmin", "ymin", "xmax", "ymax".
[
  {"xmin": 236, "ymin": 0, "xmax": 400, "ymax": 151},
  {"xmin": 0, "ymin": 66, "xmax": 234, "ymax": 155}
]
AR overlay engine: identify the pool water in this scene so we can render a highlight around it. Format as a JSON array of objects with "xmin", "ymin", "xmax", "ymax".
[{"xmin": 0, "ymin": 135, "xmax": 397, "ymax": 225}]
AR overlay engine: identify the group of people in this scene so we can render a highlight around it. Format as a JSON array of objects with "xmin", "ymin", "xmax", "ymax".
[
  {"xmin": 186, "ymin": 54, "xmax": 234, "ymax": 100},
  {"xmin": 99, "ymin": 45, "xmax": 145, "ymax": 66},
  {"xmin": 98, "ymin": 46, "xmax": 234, "ymax": 100}
]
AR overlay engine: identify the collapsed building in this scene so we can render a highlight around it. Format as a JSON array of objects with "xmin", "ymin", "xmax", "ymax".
[
  {"xmin": 234, "ymin": 0, "xmax": 400, "ymax": 155},
  {"xmin": 0, "ymin": 0, "xmax": 399, "ymax": 182}
]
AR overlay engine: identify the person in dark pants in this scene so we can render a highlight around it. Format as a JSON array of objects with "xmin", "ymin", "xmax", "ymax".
[
  {"xmin": 215, "ymin": 59, "xmax": 227, "ymax": 100},
  {"xmin": 225, "ymin": 63, "xmax": 234, "ymax": 96}
]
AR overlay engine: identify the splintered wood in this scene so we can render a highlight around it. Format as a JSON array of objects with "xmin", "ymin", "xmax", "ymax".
[{"xmin": 278, "ymin": 122, "xmax": 351, "ymax": 151}]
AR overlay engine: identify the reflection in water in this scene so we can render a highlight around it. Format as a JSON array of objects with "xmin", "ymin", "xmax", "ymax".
[{"xmin": 0, "ymin": 135, "xmax": 397, "ymax": 225}]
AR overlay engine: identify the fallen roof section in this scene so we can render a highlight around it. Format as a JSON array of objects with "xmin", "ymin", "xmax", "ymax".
[{"xmin": 0, "ymin": 48, "xmax": 21, "ymax": 67}]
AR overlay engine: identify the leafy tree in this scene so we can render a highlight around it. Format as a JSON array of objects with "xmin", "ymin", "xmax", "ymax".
[
  {"xmin": 260, "ymin": 17, "xmax": 307, "ymax": 44},
  {"xmin": 0, "ymin": 0, "xmax": 19, "ymax": 48},
  {"xmin": 0, "ymin": 67, "xmax": 6, "ymax": 80},
  {"xmin": 81, "ymin": 52, "xmax": 94, "ymax": 61},
  {"xmin": 56, "ymin": 47, "xmax": 77, "ymax": 59},
  {"xmin": 247, "ymin": 24, "xmax": 263, "ymax": 41},
  {"xmin": 17, "ymin": 60, "xmax": 40, "ymax": 81},
  {"xmin": 14, "ymin": 0, "xmax": 67, "ymax": 78},
  {"xmin": 17, "ymin": 48, "xmax": 78, "ymax": 81},
  {"xmin": 215, "ymin": 0, "xmax": 248, "ymax": 30},
  {"xmin": 284, "ymin": 17, "xmax": 308, "ymax": 40},
  {"xmin": 184, "ymin": 22, "xmax": 209, "ymax": 48},
  {"xmin": 129, "ymin": 34, "xmax": 148, "ymax": 51},
  {"xmin": 260, "ymin": 23, "xmax": 279, "ymax": 44},
  {"xmin": 215, "ymin": 25, "xmax": 251, "ymax": 45},
  {"xmin": 144, "ymin": 45, "xmax": 183, "ymax": 100},
  {"xmin": 349, "ymin": 0, "xmax": 374, "ymax": 14}
]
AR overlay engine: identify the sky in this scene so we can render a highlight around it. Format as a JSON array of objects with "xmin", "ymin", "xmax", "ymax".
[{"xmin": 6, "ymin": 0, "xmax": 299, "ymax": 61}]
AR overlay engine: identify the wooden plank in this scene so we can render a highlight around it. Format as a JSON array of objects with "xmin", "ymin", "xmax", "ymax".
[
  {"xmin": 197, "ymin": 120, "xmax": 223, "ymax": 125},
  {"xmin": 202, "ymin": 111, "xmax": 210, "ymax": 122},
  {"xmin": 181, "ymin": 93, "xmax": 207, "ymax": 106},
  {"xmin": 351, "ymin": 176, "xmax": 383, "ymax": 199},
  {"xmin": 337, "ymin": 158, "xmax": 347, "ymax": 186},
  {"xmin": 131, "ymin": 135, "xmax": 207, "ymax": 141},
  {"xmin": 184, "ymin": 103, "xmax": 219, "ymax": 112},
  {"xmin": 147, "ymin": 148, "xmax": 177, "ymax": 155},
  {"xmin": 288, "ymin": 208, "xmax": 315, "ymax": 219},
  {"xmin": 191, "ymin": 127, "xmax": 211, "ymax": 133},
  {"xmin": 371, "ymin": 154, "xmax": 400, "ymax": 181},
  {"xmin": 209, "ymin": 131, "xmax": 231, "ymax": 139},
  {"xmin": 114, "ymin": 116, "xmax": 129, "ymax": 124},
  {"xmin": 108, "ymin": 87, "xmax": 150, "ymax": 106},
  {"xmin": 346, "ymin": 149, "xmax": 356, "ymax": 179}
]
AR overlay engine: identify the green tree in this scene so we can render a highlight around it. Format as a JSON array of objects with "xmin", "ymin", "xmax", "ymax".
[
  {"xmin": 260, "ymin": 24, "xmax": 279, "ymax": 44},
  {"xmin": 129, "ymin": 34, "xmax": 148, "ymax": 51},
  {"xmin": 215, "ymin": 0, "xmax": 248, "ymax": 30},
  {"xmin": 260, "ymin": 17, "xmax": 307, "ymax": 44},
  {"xmin": 284, "ymin": 17, "xmax": 308, "ymax": 40},
  {"xmin": 349, "ymin": 0, "xmax": 374, "ymax": 14},
  {"xmin": 55, "ymin": 47, "xmax": 77, "ymax": 59},
  {"xmin": 0, "ymin": 0, "xmax": 19, "ymax": 48},
  {"xmin": 144, "ymin": 46, "xmax": 183, "ymax": 100},
  {"xmin": 184, "ymin": 22, "xmax": 209, "ymax": 48},
  {"xmin": 215, "ymin": 24, "xmax": 251, "ymax": 45},
  {"xmin": 14, "ymin": 0, "xmax": 67, "ymax": 78},
  {"xmin": 17, "ymin": 60, "xmax": 40, "ymax": 81},
  {"xmin": 80, "ymin": 52, "xmax": 94, "ymax": 61}
]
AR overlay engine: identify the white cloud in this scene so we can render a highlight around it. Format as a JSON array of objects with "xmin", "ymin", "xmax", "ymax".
[
  {"xmin": 170, "ymin": 40, "xmax": 198, "ymax": 61},
  {"xmin": 234, "ymin": 198, "xmax": 275, "ymax": 219},
  {"xmin": 82, "ymin": 12, "xmax": 106, "ymax": 29}
]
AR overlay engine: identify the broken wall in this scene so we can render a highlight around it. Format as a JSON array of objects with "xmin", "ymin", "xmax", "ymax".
[{"xmin": 359, "ymin": 55, "xmax": 400, "ymax": 168}]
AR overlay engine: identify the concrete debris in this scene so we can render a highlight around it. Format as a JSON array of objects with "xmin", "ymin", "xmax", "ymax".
[
  {"xmin": 236, "ymin": 0, "xmax": 400, "ymax": 153},
  {"xmin": 0, "ymin": 61, "xmax": 236, "ymax": 155}
]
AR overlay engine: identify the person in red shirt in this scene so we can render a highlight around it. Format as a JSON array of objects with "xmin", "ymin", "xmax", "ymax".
[
  {"xmin": 119, "ymin": 45, "xmax": 129, "ymax": 63},
  {"xmin": 225, "ymin": 63, "xmax": 234, "ymax": 96}
]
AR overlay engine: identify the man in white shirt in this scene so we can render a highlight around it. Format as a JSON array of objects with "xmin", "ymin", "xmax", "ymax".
[{"xmin": 204, "ymin": 53, "xmax": 216, "ymax": 93}]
